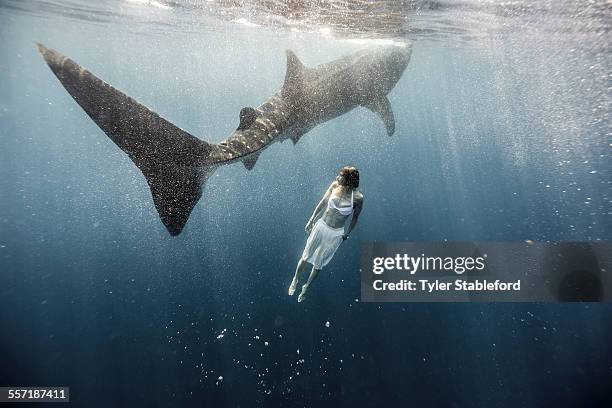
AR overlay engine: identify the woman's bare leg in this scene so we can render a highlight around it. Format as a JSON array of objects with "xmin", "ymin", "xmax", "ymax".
[
  {"xmin": 298, "ymin": 266, "xmax": 320, "ymax": 302},
  {"xmin": 289, "ymin": 257, "xmax": 309, "ymax": 295}
]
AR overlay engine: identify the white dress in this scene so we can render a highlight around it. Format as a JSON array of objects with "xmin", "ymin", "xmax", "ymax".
[{"xmin": 302, "ymin": 190, "xmax": 353, "ymax": 269}]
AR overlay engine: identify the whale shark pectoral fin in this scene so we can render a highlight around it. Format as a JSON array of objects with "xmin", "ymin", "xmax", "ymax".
[
  {"xmin": 282, "ymin": 50, "xmax": 305, "ymax": 100},
  {"xmin": 364, "ymin": 97, "xmax": 395, "ymax": 136},
  {"xmin": 242, "ymin": 151, "xmax": 261, "ymax": 171},
  {"xmin": 237, "ymin": 107, "xmax": 258, "ymax": 131}
]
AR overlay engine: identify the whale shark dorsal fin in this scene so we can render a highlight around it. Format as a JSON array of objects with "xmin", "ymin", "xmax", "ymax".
[
  {"xmin": 282, "ymin": 50, "xmax": 305, "ymax": 99},
  {"xmin": 364, "ymin": 97, "xmax": 395, "ymax": 136},
  {"xmin": 242, "ymin": 151, "xmax": 261, "ymax": 171},
  {"xmin": 237, "ymin": 107, "xmax": 258, "ymax": 130}
]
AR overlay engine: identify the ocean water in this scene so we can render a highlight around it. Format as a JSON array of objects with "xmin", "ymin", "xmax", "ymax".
[{"xmin": 0, "ymin": 1, "xmax": 611, "ymax": 407}]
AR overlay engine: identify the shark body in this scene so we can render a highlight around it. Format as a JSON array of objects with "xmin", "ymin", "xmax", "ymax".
[{"xmin": 37, "ymin": 43, "xmax": 412, "ymax": 235}]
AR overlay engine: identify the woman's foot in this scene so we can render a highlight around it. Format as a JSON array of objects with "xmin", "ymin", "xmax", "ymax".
[
  {"xmin": 297, "ymin": 284, "xmax": 308, "ymax": 303},
  {"xmin": 288, "ymin": 277, "xmax": 298, "ymax": 296}
]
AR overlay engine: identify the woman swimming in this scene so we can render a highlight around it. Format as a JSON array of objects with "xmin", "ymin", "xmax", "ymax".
[{"xmin": 289, "ymin": 166, "xmax": 364, "ymax": 302}]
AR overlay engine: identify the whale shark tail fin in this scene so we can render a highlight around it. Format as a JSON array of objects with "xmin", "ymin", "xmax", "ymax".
[
  {"xmin": 37, "ymin": 43, "xmax": 215, "ymax": 236},
  {"xmin": 143, "ymin": 163, "xmax": 213, "ymax": 236}
]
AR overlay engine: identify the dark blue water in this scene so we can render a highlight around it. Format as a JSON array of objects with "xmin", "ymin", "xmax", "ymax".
[{"xmin": 1, "ymin": 1, "xmax": 611, "ymax": 407}]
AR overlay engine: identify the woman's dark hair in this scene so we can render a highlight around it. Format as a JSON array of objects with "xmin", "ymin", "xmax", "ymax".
[{"xmin": 338, "ymin": 166, "xmax": 359, "ymax": 189}]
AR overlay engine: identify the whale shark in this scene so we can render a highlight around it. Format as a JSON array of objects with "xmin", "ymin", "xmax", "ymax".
[{"xmin": 37, "ymin": 43, "xmax": 412, "ymax": 236}]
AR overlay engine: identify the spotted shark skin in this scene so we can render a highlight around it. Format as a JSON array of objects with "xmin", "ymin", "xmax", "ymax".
[{"xmin": 37, "ymin": 43, "xmax": 412, "ymax": 235}]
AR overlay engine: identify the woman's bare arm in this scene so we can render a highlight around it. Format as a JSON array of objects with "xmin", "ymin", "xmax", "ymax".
[
  {"xmin": 344, "ymin": 195, "xmax": 363, "ymax": 238},
  {"xmin": 306, "ymin": 182, "xmax": 336, "ymax": 232}
]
